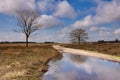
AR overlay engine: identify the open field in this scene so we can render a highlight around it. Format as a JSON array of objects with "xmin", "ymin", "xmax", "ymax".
[
  {"xmin": 61, "ymin": 43, "xmax": 120, "ymax": 56},
  {"xmin": 0, "ymin": 44, "xmax": 62, "ymax": 80},
  {"xmin": 1, "ymin": 43, "xmax": 120, "ymax": 80}
]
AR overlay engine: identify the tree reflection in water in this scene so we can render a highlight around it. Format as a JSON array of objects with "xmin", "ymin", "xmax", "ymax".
[
  {"xmin": 70, "ymin": 54, "xmax": 87, "ymax": 63},
  {"xmin": 43, "ymin": 53, "xmax": 120, "ymax": 80}
]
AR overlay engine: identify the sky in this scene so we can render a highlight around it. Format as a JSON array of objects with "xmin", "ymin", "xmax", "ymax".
[{"xmin": 0, "ymin": 0, "xmax": 120, "ymax": 43}]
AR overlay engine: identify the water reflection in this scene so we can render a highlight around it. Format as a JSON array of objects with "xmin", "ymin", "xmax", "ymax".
[
  {"xmin": 70, "ymin": 54, "xmax": 87, "ymax": 63},
  {"xmin": 42, "ymin": 53, "xmax": 120, "ymax": 80}
]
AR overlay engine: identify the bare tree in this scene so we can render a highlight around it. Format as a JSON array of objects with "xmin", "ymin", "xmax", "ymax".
[
  {"xmin": 15, "ymin": 10, "xmax": 41, "ymax": 47},
  {"xmin": 70, "ymin": 28, "xmax": 88, "ymax": 44},
  {"xmin": 70, "ymin": 54, "xmax": 87, "ymax": 63}
]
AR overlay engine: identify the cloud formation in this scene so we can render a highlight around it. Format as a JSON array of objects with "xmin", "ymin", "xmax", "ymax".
[
  {"xmin": 39, "ymin": 15, "xmax": 62, "ymax": 29},
  {"xmin": 53, "ymin": 1, "xmax": 77, "ymax": 18},
  {"xmin": 0, "ymin": 0, "xmax": 120, "ymax": 42},
  {"xmin": 59, "ymin": 0, "xmax": 120, "ymax": 42},
  {"xmin": 114, "ymin": 29, "xmax": 120, "ymax": 35},
  {"xmin": 37, "ymin": 0, "xmax": 57, "ymax": 13},
  {"xmin": 0, "ymin": 32, "xmax": 24, "ymax": 41},
  {"xmin": 93, "ymin": 0, "xmax": 120, "ymax": 24},
  {"xmin": 70, "ymin": 0, "xmax": 120, "ymax": 29},
  {"xmin": 0, "ymin": 0, "xmax": 35, "ymax": 15}
]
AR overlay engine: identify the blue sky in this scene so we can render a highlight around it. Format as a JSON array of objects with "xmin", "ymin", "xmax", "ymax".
[{"xmin": 0, "ymin": 0, "xmax": 120, "ymax": 42}]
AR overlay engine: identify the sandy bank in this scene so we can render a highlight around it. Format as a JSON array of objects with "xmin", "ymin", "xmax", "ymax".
[{"xmin": 53, "ymin": 45, "xmax": 120, "ymax": 63}]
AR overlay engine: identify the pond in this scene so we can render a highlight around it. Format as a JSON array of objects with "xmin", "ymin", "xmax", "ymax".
[{"xmin": 42, "ymin": 53, "xmax": 120, "ymax": 80}]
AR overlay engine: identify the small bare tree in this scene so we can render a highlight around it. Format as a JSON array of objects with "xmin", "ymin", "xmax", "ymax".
[
  {"xmin": 15, "ymin": 10, "xmax": 41, "ymax": 47},
  {"xmin": 70, "ymin": 28, "xmax": 88, "ymax": 44}
]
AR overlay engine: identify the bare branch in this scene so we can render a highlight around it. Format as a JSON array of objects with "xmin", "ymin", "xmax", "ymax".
[
  {"xmin": 15, "ymin": 10, "xmax": 42, "ymax": 47},
  {"xmin": 70, "ymin": 28, "xmax": 88, "ymax": 44}
]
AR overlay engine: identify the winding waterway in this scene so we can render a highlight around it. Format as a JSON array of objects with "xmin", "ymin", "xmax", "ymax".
[{"xmin": 42, "ymin": 53, "xmax": 120, "ymax": 80}]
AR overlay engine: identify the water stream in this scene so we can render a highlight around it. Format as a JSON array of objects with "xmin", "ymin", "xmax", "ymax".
[{"xmin": 42, "ymin": 53, "xmax": 120, "ymax": 80}]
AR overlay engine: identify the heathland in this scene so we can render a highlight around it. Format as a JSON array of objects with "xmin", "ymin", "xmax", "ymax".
[
  {"xmin": 0, "ymin": 42, "xmax": 120, "ymax": 80},
  {"xmin": 61, "ymin": 43, "xmax": 120, "ymax": 56},
  {"xmin": 0, "ymin": 44, "xmax": 61, "ymax": 80}
]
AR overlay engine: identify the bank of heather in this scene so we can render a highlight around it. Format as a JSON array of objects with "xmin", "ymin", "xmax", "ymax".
[
  {"xmin": 57, "ymin": 43, "xmax": 120, "ymax": 62},
  {"xmin": 0, "ymin": 44, "xmax": 62, "ymax": 80}
]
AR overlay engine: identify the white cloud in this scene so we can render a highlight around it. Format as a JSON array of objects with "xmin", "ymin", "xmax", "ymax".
[
  {"xmin": 0, "ymin": 31, "xmax": 68, "ymax": 43},
  {"xmin": 67, "ymin": 0, "xmax": 120, "ymax": 30},
  {"xmin": 89, "ymin": 26, "xmax": 98, "ymax": 32},
  {"xmin": 37, "ymin": 0, "xmax": 57, "ymax": 13},
  {"xmin": 53, "ymin": 1, "xmax": 77, "ymax": 18},
  {"xmin": 99, "ymin": 27, "xmax": 107, "ymax": 31},
  {"xmin": 0, "ymin": 0, "xmax": 35, "ymax": 15},
  {"xmin": 90, "ymin": 26, "xmax": 113, "ymax": 41},
  {"xmin": 0, "ymin": 32, "xmax": 24, "ymax": 41},
  {"xmin": 38, "ymin": 15, "xmax": 62, "ymax": 28},
  {"xmin": 59, "ymin": 15, "xmax": 93, "ymax": 35},
  {"xmin": 98, "ymin": 30, "xmax": 111, "ymax": 37},
  {"xmin": 93, "ymin": 0, "xmax": 120, "ymax": 24},
  {"xmin": 59, "ymin": 16, "xmax": 92, "ymax": 35},
  {"xmin": 30, "ymin": 31, "xmax": 69, "ymax": 43},
  {"xmin": 0, "ymin": 0, "xmax": 119, "ymax": 42},
  {"xmin": 114, "ymin": 29, "xmax": 120, "ymax": 35},
  {"xmin": 59, "ymin": 0, "xmax": 120, "ymax": 42},
  {"xmin": 71, "ymin": 15, "xmax": 93, "ymax": 28}
]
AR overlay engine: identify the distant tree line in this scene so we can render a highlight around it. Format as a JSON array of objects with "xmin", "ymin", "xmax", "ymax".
[
  {"xmin": 98, "ymin": 39, "xmax": 120, "ymax": 43},
  {"xmin": 44, "ymin": 42, "xmax": 56, "ymax": 44},
  {"xmin": 0, "ymin": 41, "xmax": 57, "ymax": 44},
  {"xmin": 0, "ymin": 41, "xmax": 36, "ymax": 44},
  {"xmin": 69, "ymin": 28, "xmax": 120, "ymax": 44}
]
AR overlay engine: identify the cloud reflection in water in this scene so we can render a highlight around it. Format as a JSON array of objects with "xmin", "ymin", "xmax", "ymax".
[{"xmin": 42, "ymin": 53, "xmax": 120, "ymax": 80}]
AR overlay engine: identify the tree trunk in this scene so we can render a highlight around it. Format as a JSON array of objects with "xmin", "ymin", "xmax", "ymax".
[
  {"xmin": 78, "ymin": 37, "xmax": 80, "ymax": 45},
  {"xmin": 26, "ymin": 36, "xmax": 29, "ymax": 47}
]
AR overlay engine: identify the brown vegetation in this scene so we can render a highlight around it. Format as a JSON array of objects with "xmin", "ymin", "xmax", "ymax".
[
  {"xmin": 61, "ymin": 43, "xmax": 120, "ymax": 56},
  {"xmin": 0, "ymin": 44, "xmax": 62, "ymax": 80}
]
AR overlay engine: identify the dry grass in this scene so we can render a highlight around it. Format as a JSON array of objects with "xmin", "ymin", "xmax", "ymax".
[
  {"xmin": 0, "ymin": 43, "xmax": 62, "ymax": 80},
  {"xmin": 61, "ymin": 43, "xmax": 120, "ymax": 56}
]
